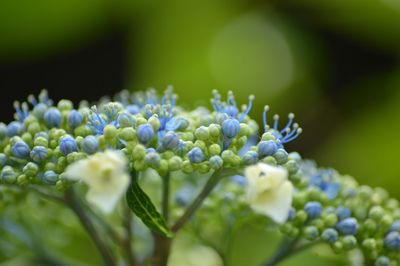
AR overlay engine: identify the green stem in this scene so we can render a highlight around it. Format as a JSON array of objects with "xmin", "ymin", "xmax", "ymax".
[
  {"xmin": 122, "ymin": 205, "xmax": 137, "ymax": 266},
  {"xmin": 162, "ymin": 174, "xmax": 170, "ymax": 222},
  {"xmin": 152, "ymin": 233, "xmax": 172, "ymax": 266},
  {"xmin": 171, "ymin": 169, "xmax": 225, "ymax": 233},
  {"xmin": 64, "ymin": 188, "xmax": 116, "ymax": 266},
  {"xmin": 263, "ymin": 238, "xmax": 317, "ymax": 266}
]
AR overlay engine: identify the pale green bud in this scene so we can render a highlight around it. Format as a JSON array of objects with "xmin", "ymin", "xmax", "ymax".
[
  {"xmin": 209, "ymin": 144, "xmax": 221, "ymax": 156},
  {"xmin": 209, "ymin": 124, "xmax": 220, "ymax": 137},
  {"xmin": 148, "ymin": 115, "xmax": 161, "ymax": 131},
  {"xmin": 195, "ymin": 126, "xmax": 209, "ymax": 140},
  {"xmin": 342, "ymin": 236, "xmax": 357, "ymax": 250},
  {"xmin": 104, "ymin": 125, "xmax": 118, "ymax": 140},
  {"xmin": 304, "ymin": 226, "xmax": 319, "ymax": 241},
  {"xmin": 119, "ymin": 128, "xmax": 136, "ymax": 141},
  {"xmin": 239, "ymin": 123, "xmax": 250, "ymax": 137},
  {"xmin": 262, "ymin": 156, "xmax": 277, "ymax": 165},
  {"xmin": 23, "ymin": 162, "xmax": 39, "ymax": 177},
  {"xmin": 261, "ymin": 132, "xmax": 276, "ymax": 141},
  {"xmin": 182, "ymin": 160, "xmax": 194, "ymax": 174},
  {"xmin": 136, "ymin": 117, "xmax": 147, "ymax": 126},
  {"xmin": 34, "ymin": 136, "xmax": 48, "ymax": 147},
  {"xmin": 57, "ymin": 99, "xmax": 73, "ymax": 111},
  {"xmin": 17, "ymin": 174, "xmax": 29, "ymax": 186},
  {"xmin": 132, "ymin": 144, "xmax": 146, "ymax": 160},
  {"xmin": 168, "ymin": 156, "xmax": 182, "ymax": 171}
]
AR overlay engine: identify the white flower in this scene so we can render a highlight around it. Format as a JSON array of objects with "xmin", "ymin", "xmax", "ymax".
[
  {"xmin": 244, "ymin": 163, "xmax": 293, "ymax": 224},
  {"xmin": 65, "ymin": 150, "xmax": 130, "ymax": 213}
]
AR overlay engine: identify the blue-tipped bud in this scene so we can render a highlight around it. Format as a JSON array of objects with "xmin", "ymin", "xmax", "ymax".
[
  {"xmin": 33, "ymin": 103, "xmax": 48, "ymax": 118},
  {"xmin": 258, "ymin": 140, "xmax": 278, "ymax": 157},
  {"xmin": 1, "ymin": 166, "xmax": 17, "ymax": 183},
  {"xmin": 274, "ymin": 148, "xmax": 289, "ymax": 164},
  {"xmin": 242, "ymin": 151, "xmax": 259, "ymax": 165},
  {"xmin": 67, "ymin": 110, "xmax": 83, "ymax": 128},
  {"xmin": 336, "ymin": 218, "xmax": 359, "ymax": 235},
  {"xmin": 11, "ymin": 141, "xmax": 30, "ymax": 158},
  {"xmin": 336, "ymin": 207, "xmax": 351, "ymax": 220},
  {"xmin": 137, "ymin": 124, "xmax": 154, "ymax": 143},
  {"xmin": 30, "ymin": 146, "xmax": 48, "ymax": 163},
  {"xmin": 188, "ymin": 147, "xmax": 205, "ymax": 163},
  {"xmin": 304, "ymin": 201, "xmax": 322, "ymax": 219},
  {"xmin": 384, "ymin": 231, "xmax": 400, "ymax": 251},
  {"xmin": 59, "ymin": 135, "xmax": 77, "ymax": 156},
  {"xmin": 80, "ymin": 136, "xmax": 99, "ymax": 154},
  {"xmin": 230, "ymin": 175, "xmax": 246, "ymax": 186},
  {"xmin": 126, "ymin": 105, "xmax": 140, "ymax": 115},
  {"xmin": 209, "ymin": 155, "xmax": 223, "ymax": 169},
  {"xmin": 390, "ymin": 221, "xmax": 400, "ymax": 232},
  {"xmin": 222, "ymin": 118, "xmax": 240, "ymax": 138},
  {"xmin": 0, "ymin": 153, "xmax": 7, "ymax": 167},
  {"xmin": 144, "ymin": 151, "xmax": 161, "ymax": 167},
  {"xmin": 44, "ymin": 107, "xmax": 62, "ymax": 128},
  {"xmin": 175, "ymin": 185, "xmax": 194, "ymax": 206},
  {"xmin": 321, "ymin": 228, "xmax": 338, "ymax": 243},
  {"xmin": 118, "ymin": 112, "xmax": 134, "ymax": 128},
  {"xmin": 161, "ymin": 132, "xmax": 180, "ymax": 150},
  {"xmin": 375, "ymin": 256, "xmax": 390, "ymax": 266},
  {"xmin": 165, "ymin": 117, "xmax": 189, "ymax": 131},
  {"xmin": 7, "ymin": 121, "xmax": 23, "ymax": 137},
  {"xmin": 42, "ymin": 170, "xmax": 58, "ymax": 185}
]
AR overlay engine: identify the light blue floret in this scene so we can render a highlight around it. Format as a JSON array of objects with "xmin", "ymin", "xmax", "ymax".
[
  {"xmin": 67, "ymin": 110, "xmax": 83, "ymax": 128},
  {"xmin": 188, "ymin": 147, "xmax": 205, "ymax": 163},
  {"xmin": 336, "ymin": 218, "xmax": 359, "ymax": 235},
  {"xmin": 304, "ymin": 201, "xmax": 322, "ymax": 219},
  {"xmin": 81, "ymin": 136, "xmax": 99, "ymax": 154},
  {"xmin": 137, "ymin": 124, "xmax": 154, "ymax": 144},
  {"xmin": 11, "ymin": 141, "xmax": 30, "ymax": 158},
  {"xmin": 44, "ymin": 107, "xmax": 62, "ymax": 128},
  {"xmin": 60, "ymin": 135, "xmax": 77, "ymax": 156},
  {"xmin": 30, "ymin": 146, "xmax": 48, "ymax": 162}
]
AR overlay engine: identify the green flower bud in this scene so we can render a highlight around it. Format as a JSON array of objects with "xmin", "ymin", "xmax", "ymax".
[
  {"xmin": 57, "ymin": 99, "xmax": 73, "ymax": 111},
  {"xmin": 119, "ymin": 128, "xmax": 136, "ymax": 141},
  {"xmin": 74, "ymin": 125, "xmax": 91, "ymax": 137},
  {"xmin": 342, "ymin": 235, "xmax": 357, "ymax": 250},
  {"xmin": 158, "ymin": 159, "xmax": 169, "ymax": 176},
  {"xmin": 23, "ymin": 162, "xmax": 39, "ymax": 177},
  {"xmin": 17, "ymin": 174, "xmax": 29, "ymax": 186},
  {"xmin": 198, "ymin": 162, "xmax": 210, "ymax": 174},
  {"xmin": 132, "ymin": 144, "xmax": 146, "ymax": 160},
  {"xmin": 369, "ymin": 206, "xmax": 385, "ymax": 221},
  {"xmin": 136, "ymin": 117, "xmax": 147, "ymax": 126},
  {"xmin": 194, "ymin": 140, "xmax": 207, "ymax": 150},
  {"xmin": 209, "ymin": 155, "xmax": 223, "ymax": 169},
  {"xmin": 285, "ymin": 160, "xmax": 299, "ymax": 174},
  {"xmin": 148, "ymin": 115, "xmax": 161, "ymax": 131},
  {"xmin": 261, "ymin": 132, "xmax": 276, "ymax": 141},
  {"xmin": 239, "ymin": 123, "xmax": 250, "ymax": 137},
  {"xmin": 1, "ymin": 166, "xmax": 17, "ymax": 184},
  {"xmin": 134, "ymin": 160, "xmax": 146, "ymax": 171},
  {"xmin": 324, "ymin": 213, "xmax": 339, "ymax": 227},
  {"xmin": 294, "ymin": 210, "xmax": 308, "ymax": 224},
  {"xmin": 104, "ymin": 125, "xmax": 118, "ymax": 140},
  {"xmin": 34, "ymin": 136, "xmax": 48, "ymax": 147},
  {"xmin": 209, "ymin": 124, "xmax": 220, "ymax": 137},
  {"xmin": 195, "ymin": 126, "xmax": 209, "ymax": 140},
  {"xmin": 304, "ymin": 226, "xmax": 319, "ymax": 241},
  {"xmin": 274, "ymin": 148, "xmax": 288, "ymax": 165},
  {"xmin": 364, "ymin": 219, "xmax": 377, "ymax": 234},
  {"xmin": 332, "ymin": 241, "xmax": 343, "ymax": 253},
  {"xmin": 362, "ymin": 238, "xmax": 376, "ymax": 251},
  {"xmin": 168, "ymin": 156, "xmax": 182, "ymax": 171},
  {"xmin": 27, "ymin": 123, "xmax": 41, "ymax": 135},
  {"xmin": 182, "ymin": 160, "xmax": 194, "ymax": 174},
  {"xmin": 209, "ymin": 144, "xmax": 221, "ymax": 156},
  {"xmin": 262, "ymin": 156, "xmax": 277, "ymax": 165},
  {"xmin": 237, "ymin": 136, "xmax": 247, "ymax": 147}
]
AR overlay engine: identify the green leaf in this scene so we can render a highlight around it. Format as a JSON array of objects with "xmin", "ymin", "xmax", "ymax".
[{"xmin": 126, "ymin": 177, "xmax": 173, "ymax": 238}]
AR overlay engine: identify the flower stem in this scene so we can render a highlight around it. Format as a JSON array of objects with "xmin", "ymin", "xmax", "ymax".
[
  {"xmin": 152, "ymin": 233, "xmax": 172, "ymax": 266},
  {"xmin": 64, "ymin": 188, "xmax": 116, "ymax": 266},
  {"xmin": 162, "ymin": 174, "xmax": 170, "ymax": 222},
  {"xmin": 263, "ymin": 238, "xmax": 317, "ymax": 266},
  {"xmin": 172, "ymin": 169, "xmax": 225, "ymax": 233},
  {"xmin": 122, "ymin": 205, "xmax": 137, "ymax": 266}
]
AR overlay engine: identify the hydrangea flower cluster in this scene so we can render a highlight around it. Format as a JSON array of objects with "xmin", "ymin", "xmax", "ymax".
[{"xmin": 0, "ymin": 88, "xmax": 398, "ymax": 266}]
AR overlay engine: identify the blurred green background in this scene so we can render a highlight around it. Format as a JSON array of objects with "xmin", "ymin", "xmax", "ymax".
[{"xmin": 1, "ymin": 0, "xmax": 399, "ymax": 265}]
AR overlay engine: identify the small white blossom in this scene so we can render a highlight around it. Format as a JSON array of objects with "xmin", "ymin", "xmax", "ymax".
[
  {"xmin": 244, "ymin": 163, "xmax": 293, "ymax": 224},
  {"xmin": 65, "ymin": 150, "xmax": 130, "ymax": 213}
]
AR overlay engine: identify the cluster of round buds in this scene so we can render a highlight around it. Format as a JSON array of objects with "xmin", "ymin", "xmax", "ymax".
[
  {"xmin": 0, "ymin": 88, "xmax": 303, "ymax": 188},
  {"xmin": 276, "ymin": 160, "xmax": 400, "ymax": 265}
]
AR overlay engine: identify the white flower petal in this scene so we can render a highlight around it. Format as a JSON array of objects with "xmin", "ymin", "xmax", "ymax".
[
  {"xmin": 250, "ymin": 181, "xmax": 293, "ymax": 224},
  {"xmin": 86, "ymin": 188, "xmax": 121, "ymax": 214}
]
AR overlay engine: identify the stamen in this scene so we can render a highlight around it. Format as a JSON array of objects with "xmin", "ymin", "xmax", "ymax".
[
  {"xmin": 263, "ymin": 105, "xmax": 269, "ymax": 129},
  {"xmin": 273, "ymin": 114, "xmax": 279, "ymax": 131}
]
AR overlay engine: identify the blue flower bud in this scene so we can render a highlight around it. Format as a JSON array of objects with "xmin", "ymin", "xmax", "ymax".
[
  {"xmin": 7, "ymin": 121, "xmax": 23, "ymax": 137},
  {"xmin": 67, "ymin": 110, "xmax": 83, "ymax": 128},
  {"xmin": 137, "ymin": 124, "xmax": 154, "ymax": 143},
  {"xmin": 336, "ymin": 218, "xmax": 359, "ymax": 235},
  {"xmin": 0, "ymin": 123, "xmax": 7, "ymax": 139},
  {"xmin": 144, "ymin": 151, "xmax": 161, "ymax": 167},
  {"xmin": 390, "ymin": 221, "xmax": 400, "ymax": 232},
  {"xmin": 1, "ymin": 166, "xmax": 17, "ymax": 183},
  {"xmin": 222, "ymin": 118, "xmax": 240, "ymax": 138},
  {"xmin": 60, "ymin": 135, "xmax": 77, "ymax": 156},
  {"xmin": 209, "ymin": 155, "xmax": 223, "ymax": 169},
  {"xmin": 34, "ymin": 131, "xmax": 49, "ymax": 140},
  {"xmin": 230, "ymin": 175, "xmax": 246, "ymax": 186},
  {"xmin": 304, "ymin": 201, "xmax": 322, "ymax": 219},
  {"xmin": 0, "ymin": 153, "xmax": 7, "ymax": 167},
  {"xmin": 42, "ymin": 170, "xmax": 58, "ymax": 185},
  {"xmin": 161, "ymin": 132, "xmax": 180, "ymax": 150},
  {"xmin": 175, "ymin": 185, "xmax": 194, "ymax": 206},
  {"xmin": 274, "ymin": 148, "xmax": 289, "ymax": 164},
  {"xmin": 375, "ymin": 256, "xmax": 390, "ymax": 266},
  {"xmin": 44, "ymin": 107, "xmax": 62, "ymax": 128},
  {"xmin": 336, "ymin": 207, "xmax": 351, "ymax": 220},
  {"xmin": 126, "ymin": 104, "xmax": 140, "ymax": 115},
  {"xmin": 30, "ymin": 146, "xmax": 48, "ymax": 162},
  {"xmin": 80, "ymin": 136, "xmax": 98, "ymax": 154},
  {"xmin": 242, "ymin": 151, "xmax": 259, "ymax": 165},
  {"xmin": 384, "ymin": 231, "xmax": 400, "ymax": 251},
  {"xmin": 321, "ymin": 228, "xmax": 338, "ymax": 243},
  {"xmin": 33, "ymin": 103, "xmax": 48, "ymax": 118},
  {"xmin": 188, "ymin": 147, "xmax": 205, "ymax": 163},
  {"xmin": 11, "ymin": 141, "xmax": 30, "ymax": 158},
  {"xmin": 118, "ymin": 112, "xmax": 134, "ymax": 128},
  {"xmin": 257, "ymin": 140, "xmax": 278, "ymax": 157},
  {"xmin": 165, "ymin": 117, "xmax": 189, "ymax": 131}
]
